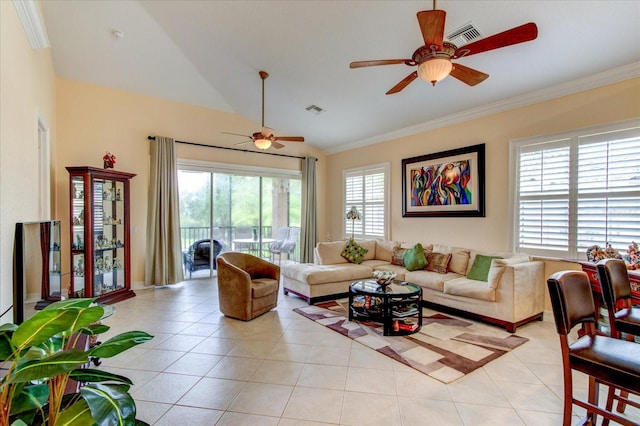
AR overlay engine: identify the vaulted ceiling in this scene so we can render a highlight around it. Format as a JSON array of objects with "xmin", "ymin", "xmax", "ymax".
[{"xmin": 41, "ymin": 1, "xmax": 640, "ymax": 153}]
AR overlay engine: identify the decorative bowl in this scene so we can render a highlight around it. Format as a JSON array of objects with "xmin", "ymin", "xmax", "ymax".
[{"xmin": 373, "ymin": 271, "xmax": 396, "ymax": 286}]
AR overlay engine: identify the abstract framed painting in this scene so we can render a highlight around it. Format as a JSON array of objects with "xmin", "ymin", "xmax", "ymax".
[{"xmin": 402, "ymin": 144, "xmax": 485, "ymax": 217}]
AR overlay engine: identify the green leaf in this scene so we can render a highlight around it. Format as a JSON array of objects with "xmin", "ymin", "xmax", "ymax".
[
  {"xmin": 70, "ymin": 369, "xmax": 133, "ymax": 387},
  {"xmin": 53, "ymin": 397, "xmax": 95, "ymax": 426},
  {"xmin": 9, "ymin": 349, "xmax": 88, "ymax": 384},
  {"xmin": 11, "ymin": 309, "xmax": 79, "ymax": 349},
  {"xmin": 65, "ymin": 305, "xmax": 105, "ymax": 334},
  {"xmin": 81, "ymin": 383, "xmax": 136, "ymax": 426},
  {"xmin": 0, "ymin": 323, "xmax": 18, "ymax": 332},
  {"xmin": 44, "ymin": 298, "xmax": 96, "ymax": 310},
  {"xmin": 88, "ymin": 331, "xmax": 153, "ymax": 359},
  {"xmin": 9, "ymin": 383, "xmax": 49, "ymax": 415},
  {"xmin": 0, "ymin": 329, "xmax": 15, "ymax": 361},
  {"xmin": 80, "ymin": 323, "xmax": 110, "ymax": 336}
]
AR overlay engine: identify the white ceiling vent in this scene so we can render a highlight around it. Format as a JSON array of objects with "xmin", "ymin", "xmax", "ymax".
[
  {"xmin": 446, "ymin": 22, "xmax": 483, "ymax": 47},
  {"xmin": 305, "ymin": 105, "xmax": 325, "ymax": 115}
]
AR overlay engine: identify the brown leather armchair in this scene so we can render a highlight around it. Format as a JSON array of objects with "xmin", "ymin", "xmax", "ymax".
[{"xmin": 216, "ymin": 252, "xmax": 280, "ymax": 320}]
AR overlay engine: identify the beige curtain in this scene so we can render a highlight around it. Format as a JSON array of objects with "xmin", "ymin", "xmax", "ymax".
[
  {"xmin": 300, "ymin": 156, "xmax": 318, "ymax": 263},
  {"xmin": 145, "ymin": 136, "xmax": 184, "ymax": 285}
]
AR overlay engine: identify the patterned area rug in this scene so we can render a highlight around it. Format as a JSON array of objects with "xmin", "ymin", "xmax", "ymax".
[{"xmin": 293, "ymin": 299, "xmax": 528, "ymax": 384}]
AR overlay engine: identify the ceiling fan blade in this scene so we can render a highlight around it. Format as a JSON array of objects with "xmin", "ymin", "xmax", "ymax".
[
  {"xmin": 417, "ymin": 10, "xmax": 446, "ymax": 48},
  {"xmin": 234, "ymin": 140, "xmax": 253, "ymax": 147},
  {"xmin": 454, "ymin": 22, "xmax": 538, "ymax": 58},
  {"xmin": 273, "ymin": 136, "xmax": 304, "ymax": 142},
  {"xmin": 386, "ymin": 71, "xmax": 418, "ymax": 95},
  {"xmin": 350, "ymin": 59, "xmax": 411, "ymax": 68},
  {"xmin": 262, "ymin": 127, "xmax": 274, "ymax": 138},
  {"xmin": 271, "ymin": 141, "xmax": 285, "ymax": 149},
  {"xmin": 449, "ymin": 63, "xmax": 489, "ymax": 86},
  {"xmin": 222, "ymin": 131, "xmax": 252, "ymax": 138}
]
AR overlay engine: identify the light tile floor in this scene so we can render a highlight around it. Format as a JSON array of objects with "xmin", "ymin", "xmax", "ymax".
[{"xmin": 100, "ymin": 274, "xmax": 640, "ymax": 425}]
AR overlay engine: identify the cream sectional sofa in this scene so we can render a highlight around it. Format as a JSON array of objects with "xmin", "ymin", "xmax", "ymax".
[{"xmin": 281, "ymin": 239, "xmax": 545, "ymax": 332}]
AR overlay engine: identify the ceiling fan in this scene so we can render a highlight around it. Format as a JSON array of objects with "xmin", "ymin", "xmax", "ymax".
[
  {"xmin": 223, "ymin": 70, "xmax": 304, "ymax": 150},
  {"xmin": 350, "ymin": 1, "xmax": 538, "ymax": 94}
]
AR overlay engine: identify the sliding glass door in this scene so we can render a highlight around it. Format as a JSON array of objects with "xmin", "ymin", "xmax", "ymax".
[{"xmin": 178, "ymin": 163, "xmax": 301, "ymax": 278}]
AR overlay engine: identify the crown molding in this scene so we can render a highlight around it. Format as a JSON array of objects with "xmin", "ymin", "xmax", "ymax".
[
  {"xmin": 13, "ymin": 0, "xmax": 50, "ymax": 49},
  {"xmin": 325, "ymin": 63, "xmax": 640, "ymax": 155}
]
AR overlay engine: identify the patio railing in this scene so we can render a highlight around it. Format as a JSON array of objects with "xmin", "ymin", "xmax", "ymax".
[{"xmin": 180, "ymin": 226, "xmax": 299, "ymax": 262}]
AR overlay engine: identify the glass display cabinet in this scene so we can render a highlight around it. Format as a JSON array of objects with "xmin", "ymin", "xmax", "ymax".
[
  {"xmin": 13, "ymin": 220, "xmax": 62, "ymax": 323},
  {"xmin": 66, "ymin": 166, "xmax": 136, "ymax": 304}
]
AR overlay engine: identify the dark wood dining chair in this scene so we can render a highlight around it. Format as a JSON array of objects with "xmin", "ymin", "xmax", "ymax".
[
  {"xmin": 596, "ymin": 258, "xmax": 640, "ymax": 423},
  {"xmin": 547, "ymin": 270, "xmax": 640, "ymax": 426},
  {"xmin": 596, "ymin": 258, "xmax": 640, "ymax": 340}
]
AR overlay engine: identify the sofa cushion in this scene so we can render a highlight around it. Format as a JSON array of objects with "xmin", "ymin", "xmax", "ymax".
[
  {"xmin": 448, "ymin": 248, "xmax": 470, "ymax": 275},
  {"xmin": 316, "ymin": 241, "xmax": 349, "ymax": 264},
  {"xmin": 283, "ymin": 263, "xmax": 371, "ymax": 285},
  {"xmin": 360, "ymin": 240, "xmax": 377, "ymax": 261},
  {"xmin": 341, "ymin": 239, "xmax": 369, "ymax": 264},
  {"xmin": 375, "ymin": 239, "xmax": 396, "ymax": 262},
  {"xmin": 443, "ymin": 277, "xmax": 496, "ymax": 302},
  {"xmin": 403, "ymin": 243, "xmax": 428, "ymax": 271},
  {"xmin": 425, "ymin": 252, "xmax": 451, "ymax": 274},
  {"xmin": 391, "ymin": 247, "xmax": 408, "ymax": 266},
  {"xmin": 467, "ymin": 254, "xmax": 503, "ymax": 282},
  {"xmin": 433, "ymin": 245, "xmax": 470, "ymax": 275},
  {"xmin": 251, "ymin": 278, "xmax": 279, "ymax": 298},
  {"xmin": 405, "ymin": 270, "xmax": 456, "ymax": 292}
]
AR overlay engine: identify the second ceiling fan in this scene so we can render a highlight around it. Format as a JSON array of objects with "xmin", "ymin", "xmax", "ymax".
[
  {"xmin": 223, "ymin": 70, "xmax": 304, "ymax": 150},
  {"xmin": 350, "ymin": 1, "xmax": 538, "ymax": 94}
]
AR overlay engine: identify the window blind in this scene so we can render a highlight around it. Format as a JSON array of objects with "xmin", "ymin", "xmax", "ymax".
[
  {"xmin": 344, "ymin": 164, "xmax": 388, "ymax": 239},
  {"xmin": 512, "ymin": 119, "xmax": 640, "ymax": 259}
]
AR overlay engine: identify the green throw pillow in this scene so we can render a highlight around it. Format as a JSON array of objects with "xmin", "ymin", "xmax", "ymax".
[
  {"xmin": 403, "ymin": 243, "xmax": 428, "ymax": 271},
  {"xmin": 467, "ymin": 254, "xmax": 503, "ymax": 281},
  {"xmin": 341, "ymin": 239, "xmax": 368, "ymax": 264}
]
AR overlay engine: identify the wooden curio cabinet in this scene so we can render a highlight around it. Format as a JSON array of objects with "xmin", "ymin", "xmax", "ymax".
[{"xmin": 66, "ymin": 166, "xmax": 136, "ymax": 304}]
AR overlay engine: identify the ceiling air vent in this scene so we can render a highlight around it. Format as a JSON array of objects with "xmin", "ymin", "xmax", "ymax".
[
  {"xmin": 446, "ymin": 22, "xmax": 483, "ymax": 47},
  {"xmin": 305, "ymin": 105, "xmax": 325, "ymax": 115}
]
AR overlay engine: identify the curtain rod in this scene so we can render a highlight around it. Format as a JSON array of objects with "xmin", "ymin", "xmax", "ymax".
[{"xmin": 147, "ymin": 136, "xmax": 308, "ymax": 160}]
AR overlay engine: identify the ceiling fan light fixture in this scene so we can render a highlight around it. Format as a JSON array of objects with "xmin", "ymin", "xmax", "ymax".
[
  {"xmin": 418, "ymin": 58, "xmax": 453, "ymax": 86},
  {"xmin": 254, "ymin": 138, "xmax": 272, "ymax": 150}
]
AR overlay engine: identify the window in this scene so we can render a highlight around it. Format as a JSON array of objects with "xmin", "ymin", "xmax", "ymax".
[
  {"xmin": 511, "ymin": 118, "xmax": 640, "ymax": 259},
  {"xmin": 177, "ymin": 159, "xmax": 302, "ymax": 276},
  {"xmin": 344, "ymin": 162, "xmax": 389, "ymax": 240}
]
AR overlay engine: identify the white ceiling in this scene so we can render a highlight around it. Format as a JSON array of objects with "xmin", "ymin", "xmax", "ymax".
[{"xmin": 40, "ymin": 1, "xmax": 640, "ymax": 154}]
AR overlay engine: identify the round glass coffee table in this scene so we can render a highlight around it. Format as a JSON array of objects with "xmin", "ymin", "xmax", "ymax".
[{"xmin": 348, "ymin": 279, "xmax": 422, "ymax": 336}]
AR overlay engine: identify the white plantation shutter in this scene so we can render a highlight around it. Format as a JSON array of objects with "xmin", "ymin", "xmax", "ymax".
[
  {"xmin": 344, "ymin": 163, "xmax": 389, "ymax": 240},
  {"xmin": 518, "ymin": 143, "xmax": 571, "ymax": 252},
  {"xmin": 576, "ymin": 129, "xmax": 640, "ymax": 252},
  {"xmin": 512, "ymin": 119, "xmax": 640, "ymax": 259}
]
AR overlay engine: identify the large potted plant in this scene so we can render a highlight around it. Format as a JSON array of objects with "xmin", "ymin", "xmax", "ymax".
[{"xmin": 0, "ymin": 298, "xmax": 153, "ymax": 425}]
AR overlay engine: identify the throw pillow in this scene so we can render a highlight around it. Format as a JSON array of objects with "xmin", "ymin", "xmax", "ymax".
[
  {"xmin": 403, "ymin": 243, "xmax": 428, "ymax": 271},
  {"xmin": 467, "ymin": 254, "xmax": 504, "ymax": 282},
  {"xmin": 425, "ymin": 252, "xmax": 451, "ymax": 274},
  {"xmin": 391, "ymin": 247, "xmax": 408, "ymax": 266},
  {"xmin": 341, "ymin": 239, "xmax": 369, "ymax": 264}
]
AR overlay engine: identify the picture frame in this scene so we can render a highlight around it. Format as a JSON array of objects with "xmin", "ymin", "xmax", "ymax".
[{"xmin": 402, "ymin": 143, "xmax": 485, "ymax": 217}]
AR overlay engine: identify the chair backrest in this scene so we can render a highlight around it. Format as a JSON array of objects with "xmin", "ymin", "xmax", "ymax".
[
  {"xmin": 597, "ymin": 258, "xmax": 632, "ymax": 310},
  {"xmin": 270, "ymin": 227, "xmax": 289, "ymax": 251},
  {"xmin": 191, "ymin": 239, "xmax": 210, "ymax": 257},
  {"xmin": 547, "ymin": 270, "xmax": 597, "ymax": 335},
  {"xmin": 273, "ymin": 227, "xmax": 289, "ymax": 241},
  {"xmin": 280, "ymin": 227, "xmax": 299, "ymax": 253}
]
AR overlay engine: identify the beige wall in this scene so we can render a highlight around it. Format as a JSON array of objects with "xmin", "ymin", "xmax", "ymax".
[
  {"xmin": 325, "ymin": 78, "xmax": 640, "ymax": 251},
  {"xmin": 2, "ymin": 0, "xmax": 638, "ymax": 321},
  {"xmin": 0, "ymin": 1, "xmax": 57, "ymax": 323},
  {"xmin": 55, "ymin": 78, "xmax": 327, "ymax": 289}
]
